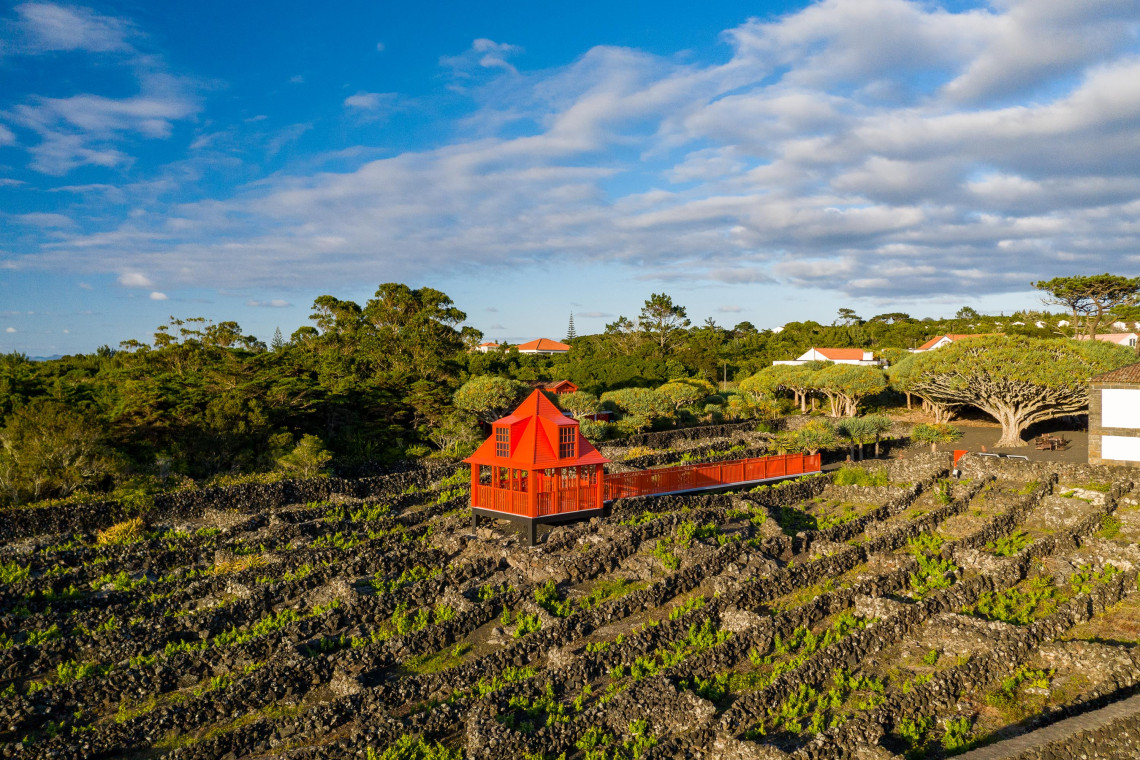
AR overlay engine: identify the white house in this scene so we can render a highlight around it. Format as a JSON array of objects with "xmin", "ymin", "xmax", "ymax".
[
  {"xmin": 1090, "ymin": 363, "xmax": 1140, "ymax": 467},
  {"xmin": 773, "ymin": 347, "xmax": 882, "ymax": 366},
  {"xmin": 1075, "ymin": 333, "xmax": 1139, "ymax": 349},
  {"xmin": 473, "ymin": 341, "xmax": 501, "ymax": 353}
]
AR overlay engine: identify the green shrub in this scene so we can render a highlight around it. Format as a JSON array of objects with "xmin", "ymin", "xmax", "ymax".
[
  {"xmin": 365, "ymin": 736, "xmax": 463, "ymax": 760},
  {"xmin": 0, "ymin": 561, "xmax": 30, "ymax": 585},
  {"xmin": 534, "ymin": 580, "xmax": 572, "ymax": 618},
  {"xmin": 832, "ymin": 467, "xmax": 888, "ymax": 487},
  {"xmin": 513, "ymin": 613, "xmax": 542, "ymax": 638},
  {"xmin": 986, "ymin": 530, "xmax": 1032, "ymax": 556},
  {"xmin": 941, "ymin": 717, "xmax": 971, "ymax": 751}
]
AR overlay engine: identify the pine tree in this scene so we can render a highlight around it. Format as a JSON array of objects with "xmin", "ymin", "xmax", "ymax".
[
  {"xmin": 271, "ymin": 327, "xmax": 285, "ymax": 352},
  {"xmin": 565, "ymin": 312, "xmax": 577, "ymax": 341}
]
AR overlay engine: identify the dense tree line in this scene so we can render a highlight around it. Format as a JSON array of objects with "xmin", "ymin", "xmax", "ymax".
[{"xmin": 1, "ymin": 276, "xmax": 1137, "ymax": 505}]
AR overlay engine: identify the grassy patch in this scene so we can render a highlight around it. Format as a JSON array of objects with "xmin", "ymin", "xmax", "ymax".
[{"xmin": 832, "ymin": 467, "xmax": 889, "ymax": 487}]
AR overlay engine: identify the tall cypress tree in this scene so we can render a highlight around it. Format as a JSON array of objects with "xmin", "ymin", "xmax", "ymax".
[
  {"xmin": 271, "ymin": 327, "xmax": 285, "ymax": 352},
  {"xmin": 565, "ymin": 312, "xmax": 577, "ymax": 341}
]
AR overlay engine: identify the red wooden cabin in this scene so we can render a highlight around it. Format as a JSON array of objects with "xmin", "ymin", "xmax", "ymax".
[
  {"xmin": 465, "ymin": 390, "xmax": 608, "ymax": 545},
  {"xmin": 531, "ymin": 379, "xmax": 579, "ymax": 395}
]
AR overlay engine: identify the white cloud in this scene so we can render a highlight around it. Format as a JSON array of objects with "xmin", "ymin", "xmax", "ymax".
[
  {"xmin": 3, "ymin": 3, "xmax": 200, "ymax": 175},
  {"xmin": 17, "ymin": 0, "xmax": 1140, "ymax": 302},
  {"xmin": 441, "ymin": 38, "xmax": 523, "ymax": 78},
  {"xmin": 13, "ymin": 212, "xmax": 72, "ymax": 227},
  {"xmin": 148, "ymin": 291, "xmax": 167, "ymax": 300},
  {"xmin": 343, "ymin": 92, "xmax": 394, "ymax": 111},
  {"xmin": 246, "ymin": 299, "xmax": 291, "ymax": 308},
  {"xmin": 13, "ymin": 3, "xmax": 133, "ymax": 54},
  {"xmin": 118, "ymin": 272, "xmax": 152, "ymax": 287},
  {"xmin": 5, "ymin": 327, "xmax": 15, "ymax": 333},
  {"xmin": 717, "ymin": 305, "xmax": 744, "ymax": 313},
  {"xmin": 12, "ymin": 73, "xmax": 200, "ymax": 174}
]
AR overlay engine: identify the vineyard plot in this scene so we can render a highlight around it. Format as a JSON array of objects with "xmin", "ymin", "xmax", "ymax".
[{"xmin": 1, "ymin": 454, "xmax": 1138, "ymax": 759}]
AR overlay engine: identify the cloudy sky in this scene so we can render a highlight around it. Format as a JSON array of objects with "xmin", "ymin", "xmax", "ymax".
[{"xmin": 1, "ymin": 0, "xmax": 1139, "ymax": 354}]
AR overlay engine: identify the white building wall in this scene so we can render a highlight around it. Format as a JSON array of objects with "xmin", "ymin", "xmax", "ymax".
[
  {"xmin": 1102, "ymin": 435, "xmax": 1140, "ymax": 463},
  {"xmin": 1103, "ymin": 389, "xmax": 1140, "ymax": 429}
]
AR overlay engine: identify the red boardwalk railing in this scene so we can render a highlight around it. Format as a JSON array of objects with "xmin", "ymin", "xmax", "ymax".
[
  {"xmin": 472, "ymin": 452, "xmax": 821, "ymax": 518},
  {"xmin": 602, "ymin": 453, "xmax": 820, "ymax": 502}
]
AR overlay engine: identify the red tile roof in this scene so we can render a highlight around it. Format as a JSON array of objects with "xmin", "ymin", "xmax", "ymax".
[
  {"xmin": 531, "ymin": 380, "xmax": 579, "ymax": 394},
  {"xmin": 1092, "ymin": 362, "xmax": 1140, "ymax": 384},
  {"xmin": 517, "ymin": 338, "xmax": 570, "ymax": 352},
  {"xmin": 917, "ymin": 334, "xmax": 990, "ymax": 351},
  {"xmin": 813, "ymin": 348, "xmax": 867, "ymax": 361}
]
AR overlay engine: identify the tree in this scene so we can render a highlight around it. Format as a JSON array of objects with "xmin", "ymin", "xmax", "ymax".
[
  {"xmin": 600, "ymin": 387, "xmax": 672, "ymax": 430},
  {"xmin": 888, "ymin": 354, "xmax": 960, "ymax": 421},
  {"xmin": 604, "ymin": 316, "xmax": 641, "ymax": 355},
  {"xmin": 560, "ymin": 391, "xmax": 600, "ymax": 419},
  {"xmin": 638, "ymin": 293, "xmax": 690, "ymax": 353},
  {"xmin": 811, "ymin": 364, "xmax": 887, "ymax": 417},
  {"xmin": 741, "ymin": 363, "xmax": 826, "ymax": 413},
  {"xmin": 0, "ymin": 399, "xmax": 113, "ymax": 505},
  {"xmin": 870, "ymin": 313, "xmax": 911, "ymax": 324},
  {"xmin": 565, "ymin": 312, "xmax": 577, "ymax": 341},
  {"xmin": 955, "ymin": 306, "xmax": 980, "ymax": 320},
  {"xmin": 836, "ymin": 308, "xmax": 862, "ymax": 326},
  {"xmin": 427, "ymin": 412, "xmax": 480, "ymax": 456},
  {"xmin": 656, "ymin": 380, "xmax": 708, "ymax": 411},
  {"xmin": 836, "ymin": 417, "xmax": 876, "ymax": 459},
  {"xmin": 862, "ymin": 414, "xmax": 894, "ymax": 457},
  {"xmin": 1034, "ymin": 274, "xmax": 1140, "ymax": 340},
  {"xmin": 908, "ymin": 336, "xmax": 1133, "ymax": 447},
  {"xmin": 453, "ymin": 376, "xmax": 528, "ymax": 425},
  {"xmin": 276, "ymin": 434, "xmax": 333, "ymax": 477},
  {"xmin": 775, "ymin": 419, "xmax": 840, "ymax": 456},
  {"xmin": 364, "ymin": 284, "xmax": 467, "ymax": 379},
  {"xmin": 911, "ymin": 423, "xmax": 962, "ymax": 453},
  {"xmin": 271, "ymin": 327, "xmax": 286, "ymax": 352}
]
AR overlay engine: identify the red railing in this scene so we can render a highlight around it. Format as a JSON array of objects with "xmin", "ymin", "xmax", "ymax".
[
  {"xmin": 475, "ymin": 485, "xmax": 530, "ymax": 516},
  {"xmin": 473, "ymin": 453, "xmax": 821, "ymax": 518},
  {"xmin": 602, "ymin": 453, "xmax": 820, "ymax": 502},
  {"xmin": 536, "ymin": 485, "xmax": 597, "ymax": 517}
]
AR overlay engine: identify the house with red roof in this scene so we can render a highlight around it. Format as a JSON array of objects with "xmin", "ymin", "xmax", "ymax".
[
  {"xmin": 473, "ymin": 341, "xmax": 501, "ymax": 353},
  {"xmin": 530, "ymin": 379, "xmax": 579, "ymax": 395},
  {"xmin": 773, "ymin": 347, "xmax": 882, "ymax": 367},
  {"xmin": 1090, "ymin": 362, "xmax": 1140, "ymax": 467},
  {"xmin": 517, "ymin": 338, "xmax": 571, "ymax": 355},
  {"xmin": 913, "ymin": 334, "xmax": 992, "ymax": 352},
  {"xmin": 1075, "ymin": 333, "xmax": 1139, "ymax": 349}
]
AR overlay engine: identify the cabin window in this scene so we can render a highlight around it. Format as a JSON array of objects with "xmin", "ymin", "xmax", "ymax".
[
  {"xmin": 559, "ymin": 426, "xmax": 575, "ymax": 458},
  {"xmin": 495, "ymin": 426, "xmax": 509, "ymax": 457}
]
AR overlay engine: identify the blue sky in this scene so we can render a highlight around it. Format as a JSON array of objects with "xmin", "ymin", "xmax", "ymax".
[{"xmin": 2, "ymin": 0, "xmax": 1139, "ymax": 355}]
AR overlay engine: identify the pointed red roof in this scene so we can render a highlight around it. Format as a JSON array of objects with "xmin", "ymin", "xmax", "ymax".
[{"xmin": 464, "ymin": 390, "xmax": 608, "ymax": 468}]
